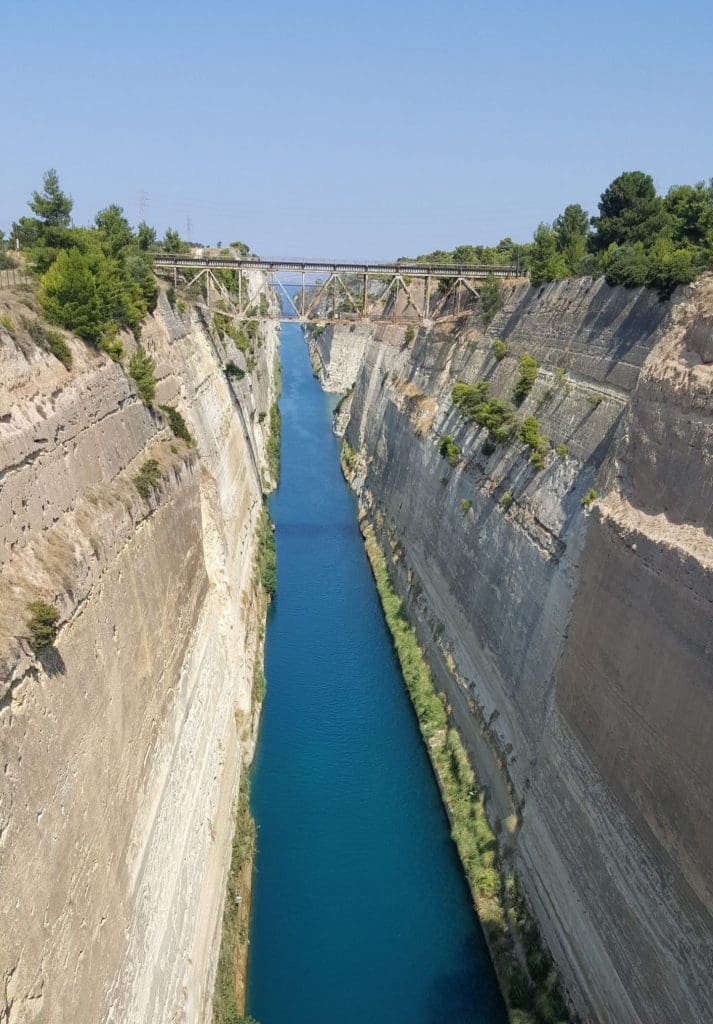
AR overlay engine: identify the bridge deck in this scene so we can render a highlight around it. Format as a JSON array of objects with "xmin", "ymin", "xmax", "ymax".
[{"xmin": 153, "ymin": 254, "xmax": 517, "ymax": 279}]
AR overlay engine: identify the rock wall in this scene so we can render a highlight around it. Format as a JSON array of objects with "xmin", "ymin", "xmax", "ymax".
[
  {"xmin": 0, "ymin": 285, "xmax": 279, "ymax": 1023},
  {"xmin": 311, "ymin": 275, "xmax": 713, "ymax": 1023}
]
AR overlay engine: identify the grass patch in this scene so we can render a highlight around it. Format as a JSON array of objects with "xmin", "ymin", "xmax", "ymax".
[
  {"xmin": 0, "ymin": 314, "xmax": 16, "ymax": 337},
  {"xmin": 23, "ymin": 317, "xmax": 72, "ymax": 369},
  {"xmin": 160, "ymin": 404, "xmax": 194, "ymax": 446},
  {"xmin": 133, "ymin": 458, "xmax": 162, "ymax": 500},
  {"xmin": 212, "ymin": 774, "xmax": 257, "ymax": 1024},
  {"xmin": 362, "ymin": 525, "xmax": 569, "ymax": 1024},
  {"xmin": 461, "ymin": 498, "xmax": 472, "ymax": 512},
  {"xmin": 581, "ymin": 488, "xmax": 597, "ymax": 508},
  {"xmin": 555, "ymin": 443, "xmax": 568, "ymax": 458},
  {"xmin": 26, "ymin": 600, "xmax": 60, "ymax": 652},
  {"xmin": 586, "ymin": 393, "xmax": 603, "ymax": 409}
]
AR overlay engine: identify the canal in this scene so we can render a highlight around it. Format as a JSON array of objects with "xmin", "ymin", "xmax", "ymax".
[{"xmin": 246, "ymin": 322, "xmax": 505, "ymax": 1024}]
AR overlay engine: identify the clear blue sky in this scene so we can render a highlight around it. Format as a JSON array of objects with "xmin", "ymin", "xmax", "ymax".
[{"xmin": 2, "ymin": 0, "xmax": 712, "ymax": 257}]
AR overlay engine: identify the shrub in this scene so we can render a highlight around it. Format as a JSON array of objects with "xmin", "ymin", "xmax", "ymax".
[
  {"xmin": 403, "ymin": 325, "xmax": 415, "ymax": 344},
  {"xmin": 176, "ymin": 298, "xmax": 187, "ymax": 315},
  {"xmin": 555, "ymin": 443, "xmax": 568, "ymax": 457},
  {"xmin": 460, "ymin": 498, "xmax": 472, "ymax": 512},
  {"xmin": 39, "ymin": 248, "xmax": 103, "ymax": 341},
  {"xmin": 23, "ymin": 317, "xmax": 72, "ymax": 369},
  {"xmin": 128, "ymin": 347, "xmax": 156, "ymax": 405},
  {"xmin": 225, "ymin": 360, "xmax": 245, "ymax": 381},
  {"xmin": 587, "ymin": 392, "xmax": 603, "ymax": 408},
  {"xmin": 166, "ymin": 284, "xmax": 176, "ymax": 307},
  {"xmin": 520, "ymin": 416, "xmax": 549, "ymax": 469},
  {"xmin": 257, "ymin": 505, "xmax": 277, "ymax": 596},
  {"xmin": 451, "ymin": 380, "xmax": 518, "ymax": 446},
  {"xmin": 513, "ymin": 354, "xmax": 538, "ymax": 403},
  {"xmin": 99, "ymin": 329, "xmax": 124, "ymax": 362},
  {"xmin": 0, "ymin": 314, "xmax": 16, "ymax": 337},
  {"xmin": 133, "ymin": 458, "xmax": 162, "ymax": 499},
  {"xmin": 581, "ymin": 487, "xmax": 597, "ymax": 508},
  {"xmin": 492, "ymin": 338, "xmax": 507, "ymax": 361},
  {"xmin": 26, "ymin": 600, "xmax": 60, "ymax": 652},
  {"xmin": 500, "ymin": 490, "xmax": 513, "ymax": 511},
  {"xmin": 438, "ymin": 434, "xmax": 461, "ymax": 466},
  {"xmin": 554, "ymin": 365, "xmax": 568, "ymax": 389},
  {"xmin": 160, "ymin": 404, "xmax": 194, "ymax": 446}
]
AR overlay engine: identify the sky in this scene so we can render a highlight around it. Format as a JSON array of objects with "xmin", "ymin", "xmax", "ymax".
[{"xmin": 2, "ymin": 0, "xmax": 712, "ymax": 258}]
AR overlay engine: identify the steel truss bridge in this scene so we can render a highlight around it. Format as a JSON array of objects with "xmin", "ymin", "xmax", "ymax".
[{"xmin": 153, "ymin": 253, "xmax": 521, "ymax": 324}]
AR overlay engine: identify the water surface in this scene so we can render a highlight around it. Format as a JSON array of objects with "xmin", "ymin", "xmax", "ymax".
[{"xmin": 246, "ymin": 322, "xmax": 505, "ymax": 1024}]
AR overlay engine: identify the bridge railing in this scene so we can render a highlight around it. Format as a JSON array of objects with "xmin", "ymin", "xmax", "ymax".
[{"xmin": 152, "ymin": 253, "xmax": 520, "ymax": 279}]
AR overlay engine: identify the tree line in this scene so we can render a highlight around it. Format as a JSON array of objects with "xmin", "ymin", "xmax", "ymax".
[{"xmin": 410, "ymin": 170, "xmax": 713, "ymax": 299}]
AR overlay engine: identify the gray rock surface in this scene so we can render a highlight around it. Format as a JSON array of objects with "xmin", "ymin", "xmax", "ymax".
[
  {"xmin": 0, "ymin": 287, "xmax": 279, "ymax": 1023},
  {"xmin": 321, "ymin": 275, "xmax": 713, "ymax": 1023}
]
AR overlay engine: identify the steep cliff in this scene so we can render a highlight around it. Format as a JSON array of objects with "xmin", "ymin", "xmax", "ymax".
[
  {"xmin": 0, "ymin": 284, "xmax": 278, "ymax": 1023},
  {"xmin": 310, "ymin": 274, "xmax": 713, "ymax": 1024}
]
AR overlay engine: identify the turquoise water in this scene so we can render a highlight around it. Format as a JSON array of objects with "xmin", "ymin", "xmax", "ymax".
[{"xmin": 246, "ymin": 323, "xmax": 505, "ymax": 1024}]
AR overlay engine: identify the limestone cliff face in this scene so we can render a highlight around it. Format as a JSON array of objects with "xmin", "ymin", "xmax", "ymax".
[
  {"xmin": 0, "ymin": 286, "xmax": 278, "ymax": 1024},
  {"xmin": 311, "ymin": 275, "xmax": 713, "ymax": 1024}
]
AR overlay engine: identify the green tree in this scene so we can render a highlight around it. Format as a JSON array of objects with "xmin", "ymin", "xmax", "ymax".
[
  {"xmin": 665, "ymin": 181, "xmax": 713, "ymax": 250},
  {"xmin": 30, "ymin": 168, "xmax": 73, "ymax": 227},
  {"xmin": 137, "ymin": 222, "xmax": 157, "ymax": 251},
  {"xmin": 590, "ymin": 171, "xmax": 669, "ymax": 250},
  {"xmin": 95, "ymin": 204, "xmax": 133, "ymax": 256},
  {"xmin": 603, "ymin": 242, "xmax": 650, "ymax": 288},
  {"xmin": 529, "ymin": 224, "xmax": 568, "ymax": 287},
  {"xmin": 128, "ymin": 347, "xmax": 157, "ymax": 405},
  {"xmin": 163, "ymin": 228, "xmax": 188, "ymax": 252},
  {"xmin": 480, "ymin": 275, "xmax": 503, "ymax": 326},
  {"xmin": 554, "ymin": 203, "xmax": 589, "ymax": 273},
  {"xmin": 39, "ymin": 248, "xmax": 102, "ymax": 340}
]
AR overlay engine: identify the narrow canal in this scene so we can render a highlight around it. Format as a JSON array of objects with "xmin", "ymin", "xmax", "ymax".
[{"xmin": 246, "ymin": 322, "xmax": 505, "ymax": 1024}]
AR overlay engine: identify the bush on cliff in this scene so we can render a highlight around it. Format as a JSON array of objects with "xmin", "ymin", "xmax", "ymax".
[
  {"xmin": 160, "ymin": 404, "xmax": 194, "ymax": 446},
  {"xmin": 267, "ymin": 403, "xmax": 281, "ymax": 483},
  {"xmin": 451, "ymin": 380, "xmax": 518, "ymax": 446},
  {"xmin": 133, "ymin": 458, "xmax": 162, "ymax": 500},
  {"xmin": 25, "ymin": 600, "xmax": 60, "ymax": 652},
  {"xmin": 128, "ymin": 347, "xmax": 156, "ymax": 406},
  {"xmin": 438, "ymin": 434, "xmax": 461, "ymax": 466},
  {"xmin": 520, "ymin": 416, "xmax": 549, "ymax": 469},
  {"xmin": 513, "ymin": 354, "xmax": 538, "ymax": 404}
]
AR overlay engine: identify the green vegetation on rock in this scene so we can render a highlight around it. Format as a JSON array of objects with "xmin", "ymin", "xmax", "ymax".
[
  {"xmin": 256, "ymin": 505, "xmax": 276, "ymax": 596},
  {"xmin": 160, "ymin": 404, "xmax": 194, "ymax": 446},
  {"xmin": 23, "ymin": 317, "xmax": 72, "ymax": 369},
  {"xmin": 512, "ymin": 355, "xmax": 538, "ymax": 404},
  {"xmin": 25, "ymin": 600, "xmax": 60, "ymax": 652},
  {"xmin": 133, "ymin": 458, "xmax": 162, "ymax": 500},
  {"xmin": 212, "ymin": 774, "xmax": 257, "ymax": 1024},
  {"xmin": 128, "ymin": 347, "xmax": 156, "ymax": 406},
  {"xmin": 493, "ymin": 338, "xmax": 508, "ymax": 361},
  {"xmin": 266, "ymin": 403, "xmax": 281, "ymax": 483},
  {"xmin": 520, "ymin": 416, "xmax": 549, "ymax": 470},
  {"xmin": 438, "ymin": 434, "xmax": 461, "ymax": 466}
]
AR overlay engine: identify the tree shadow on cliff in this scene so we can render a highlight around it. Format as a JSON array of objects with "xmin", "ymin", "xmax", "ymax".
[{"xmin": 39, "ymin": 645, "xmax": 66, "ymax": 677}]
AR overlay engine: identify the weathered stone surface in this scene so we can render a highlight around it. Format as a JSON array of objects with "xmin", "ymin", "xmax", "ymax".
[
  {"xmin": 323, "ymin": 275, "xmax": 713, "ymax": 1024},
  {"xmin": 0, "ymin": 287, "xmax": 278, "ymax": 1023}
]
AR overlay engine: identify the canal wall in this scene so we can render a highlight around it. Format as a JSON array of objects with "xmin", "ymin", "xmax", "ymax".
[
  {"xmin": 0, "ymin": 282, "xmax": 278, "ymax": 1022},
  {"xmin": 309, "ymin": 274, "xmax": 713, "ymax": 1024}
]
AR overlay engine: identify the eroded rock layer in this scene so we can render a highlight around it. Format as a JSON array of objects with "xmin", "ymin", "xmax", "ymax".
[
  {"xmin": 310, "ymin": 275, "xmax": 713, "ymax": 1024},
  {"xmin": 0, "ymin": 288, "xmax": 278, "ymax": 1024}
]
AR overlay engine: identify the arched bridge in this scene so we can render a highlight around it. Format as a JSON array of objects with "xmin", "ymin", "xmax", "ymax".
[{"xmin": 153, "ymin": 253, "xmax": 522, "ymax": 324}]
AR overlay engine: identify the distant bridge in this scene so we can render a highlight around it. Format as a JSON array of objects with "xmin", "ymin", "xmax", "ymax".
[{"xmin": 152, "ymin": 253, "xmax": 521, "ymax": 324}]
